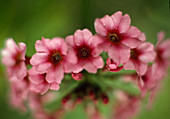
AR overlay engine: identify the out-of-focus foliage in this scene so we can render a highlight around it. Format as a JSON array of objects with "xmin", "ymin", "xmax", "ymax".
[{"xmin": 0, "ymin": 0, "xmax": 170, "ymax": 119}]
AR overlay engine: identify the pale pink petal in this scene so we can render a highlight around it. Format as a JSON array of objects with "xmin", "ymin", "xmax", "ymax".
[
  {"xmin": 40, "ymin": 82, "xmax": 50, "ymax": 95},
  {"xmin": 35, "ymin": 40, "xmax": 49, "ymax": 53},
  {"xmin": 84, "ymin": 60, "xmax": 97, "ymax": 73},
  {"xmin": 50, "ymin": 83, "xmax": 60, "ymax": 90},
  {"xmin": 29, "ymin": 67, "xmax": 44, "ymax": 84},
  {"xmin": 65, "ymin": 49, "xmax": 77, "ymax": 64},
  {"xmin": 74, "ymin": 30, "xmax": 84, "ymax": 46},
  {"xmin": 30, "ymin": 53, "xmax": 48, "ymax": 65},
  {"xmin": 156, "ymin": 31, "xmax": 164, "ymax": 47},
  {"xmin": 65, "ymin": 35, "xmax": 75, "ymax": 47},
  {"xmin": 6, "ymin": 38, "xmax": 19, "ymax": 54},
  {"xmin": 159, "ymin": 40, "xmax": 170, "ymax": 50},
  {"xmin": 125, "ymin": 26, "xmax": 141, "ymax": 38},
  {"xmin": 91, "ymin": 56, "xmax": 104, "ymax": 69},
  {"xmin": 35, "ymin": 62, "xmax": 51, "ymax": 74},
  {"xmin": 134, "ymin": 61, "xmax": 148, "ymax": 75},
  {"xmin": 111, "ymin": 11, "xmax": 123, "ymax": 29},
  {"xmin": 137, "ymin": 42, "xmax": 154, "ymax": 53},
  {"xmin": 124, "ymin": 60, "xmax": 135, "ymax": 70},
  {"xmin": 19, "ymin": 42, "xmax": 26, "ymax": 60},
  {"xmin": 63, "ymin": 61, "xmax": 75, "ymax": 73},
  {"xmin": 139, "ymin": 51, "xmax": 156, "ymax": 63},
  {"xmin": 46, "ymin": 65, "xmax": 64, "ymax": 84},
  {"xmin": 94, "ymin": 19, "xmax": 108, "ymax": 36},
  {"xmin": 1, "ymin": 50, "xmax": 15, "ymax": 66},
  {"xmin": 72, "ymin": 60, "xmax": 84, "ymax": 73},
  {"xmin": 108, "ymin": 44, "xmax": 130, "ymax": 64},
  {"xmin": 118, "ymin": 14, "xmax": 131, "ymax": 33},
  {"xmin": 100, "ymin": 15, "xmax": 114, "ymax": 31},
  {"xmin": 138, "ymin": 33, "xmax": 146, "ymax": 42},
  {"xmin": 121, "ymin": 38, "xmax": 142, "ymax": 48},
  {"xmin": 89, "ymin": 35, "xmax": 104, "ymax": 47},
  {"xmin": 82, "ymin": 29, "xmax": 93, "ymax": 44},
  {"xmin": 16, "ymin": 62, "xmax": 27, "ymax": 80}
]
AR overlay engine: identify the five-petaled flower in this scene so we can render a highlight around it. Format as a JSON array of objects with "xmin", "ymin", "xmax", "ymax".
[
  {"xmin": 1, "ymin": 38, "xmax": 27, "ymax": 80},
  {"xmin": 66, "ymin": 29, "xmax": 104, "ymax": 73},
  {"xmin": 124, "ymin": 42, "xmax": 156, "ymax": 75},
  {"xmin": 94, "ymin": 11, "xmax": 145, "ymax": 65},
  {"xmin": 30, "ymin": 37, "xmax": 76, "ymax": 88}
]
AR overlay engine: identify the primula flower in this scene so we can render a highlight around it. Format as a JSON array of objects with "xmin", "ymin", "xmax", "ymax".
[
  {"xmin": 1, "ymin": 38, "xmax": 27, "ymax": 80},
  {"xmin": 94, "ymin": 11, "xmax": 145, "ymax": 64},
  {"xmin": 66, "ymin": 29, "xmax": 104, "ymax": 73},
  {"xmin": 124, "ymin": 42, "xmax": 156, "ymax": 75},
  {"xmin": 30, "ymin": 37, "xmax": 76, "ymax": 85},
  {"xmin": 152, "ymin": 31, "xmax": 170, "ymax": 80},
  {"xmin": 29, "ymin": 67, "xmax": 60, "ymax": 94}
]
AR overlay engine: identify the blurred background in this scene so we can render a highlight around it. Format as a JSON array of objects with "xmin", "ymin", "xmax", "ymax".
[{"xmin": 0, "ymin": 0, "xmax": 170, "ymax": 119}]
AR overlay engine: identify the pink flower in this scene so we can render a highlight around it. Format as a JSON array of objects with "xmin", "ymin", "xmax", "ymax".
[
  {"xmin": 138, "ymin": 66, "xmax": 156, "ymax": 97},
  {"xmin": 152, "ymin": 31, "xmax": 170, "ymax": 80},
  {"xmin": 9, "ymin": 76, "xmax": 29, "ymax": 111},
  {"xmin": 106, "ymin": 58, "xmax": 123, "ymax": 72},
  {"xmin": 71, "ymin": 72, "xmax": 83, "ymax": 81},
  {"xmin": 124, "ymin": 42, "xmax": 156, "ymax": 75},
  {"xmin": 114, "ymin": 91, "xmax": 140, "ymax": 119},
  {"xmin": 30, "ymin": 37, "xmax": 76, "ymax": 86},
  {"xmin": 66, "ymin": 29, "xmax": 104, "ymax": 73},
  {"xmin": 94, "ymin": 11, "xmax": 145, "ymax": 64},
  {"xmin": 29, "ymin": 67, "xmax": 60, "ymax": 94},
  {"xmin": 1, "ymin": 38, "xmax": 27, "ymax": 80}
]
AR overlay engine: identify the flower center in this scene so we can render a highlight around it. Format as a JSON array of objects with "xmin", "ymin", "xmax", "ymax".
[
  {"xmin": 130, "ymin": 49, "xmax": 139, "ymax": 60},
  {"xmin": 77, "ymin": 46, "xmax": 91, "ymax": 59},
  {"xmin": 107, "ymin": 32, "xmax": 120, "ymax": 43},
  {"xmin": 50, "ymin": 52, "xmax": 62, "ymax": 65}
]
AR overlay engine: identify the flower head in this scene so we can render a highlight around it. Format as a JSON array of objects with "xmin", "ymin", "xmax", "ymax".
[
  {"xmin": 30, "ymin": 37, "xmax": 76, "ymax": 86},
  {"xmin": 94, "ymin": 11, "xmax": 145, "ymax": 64},
  {"xmin": 1, "ymin": 38, "xmax": 27, "ymax": 80},
  {"xmin": 152, "ymin": 32, "xmax": 170, "ymax": 80},
  {"xmin": 66, "ymin": 29, "xmax": 104, "ymax": 73},
  {"xmin": 124, "ymin": 42, "xmax": 156, "ymax": 75}
]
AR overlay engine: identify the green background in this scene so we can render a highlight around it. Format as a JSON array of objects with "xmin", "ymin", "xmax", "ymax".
[{"xmin": 0, "ymin": 0, "xmax": 170, "ymax": 119}]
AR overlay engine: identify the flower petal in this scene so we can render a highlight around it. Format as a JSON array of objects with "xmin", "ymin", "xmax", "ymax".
[
  {"xmin": 124, "ymin": 26, "xmax": 141, "ymax": 38},
  {"xmin": 30, "ymin": 53, "xmax": 48, "ymax": 65},
  {"xmin": 50, "ymin": 83, "xmax": 60, "ymax": 90},
  {"xmin": 84, "ymin": 60, "xmax": 97, "ymax": 73},
  {"xmin": 134, "ymin": 61, "xmax": 148, "ymax": 75},
  {"xmin": 100, "ymin": 15, "xmax": 114, "ymax": 31},
  {"xmin": 124, "ymin": 59, "xmax": 135, "ymax": 70},
  {"xmin": 111, "ymin": 11, "xmax": 123, "ymax": 29},
  {"xmin": 35, "ymin": 62, "xmax": 51, "ymax": 74},
  {"xmin": 74, "ymin": 30, "xmax": 84, "ymax": 46},
  {"xmin": 118, "ymin": 14, "xmax": 131, "ymax": 33},
  {"xmin": 121, "ymin": 38, "xmax": 142, "ymax": 48},
  {"xmin": 94, "ymin": 18, "xmax": 108, "ymax": 36},
  {"xmin": 66, "ymin": 35, "xmax": 75, "ymax": 47},
  {"xmin": 91, "ymin": 56, "xmax": 104, "ymax": 69}
]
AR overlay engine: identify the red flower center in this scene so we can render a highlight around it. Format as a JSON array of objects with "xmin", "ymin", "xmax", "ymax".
[
  {"xmin": 76, "ymin": 45, "xmax": 91, "ymax": 59},
  {"xmin": 130, "ymin": 49, "xmax": 140, "ymax": 60},
  {"xmin": 49, "ymin": 51, "xmax": 63, "ymax": 65},
  {"xmin": 107, "ymin": 30, "xmax": 122, "ymax": 44}
]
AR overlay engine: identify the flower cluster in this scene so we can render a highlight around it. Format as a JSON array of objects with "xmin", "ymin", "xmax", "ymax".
[{"xmin": 1, "ymin": 11, "xmax": 170, "ymax": 119}]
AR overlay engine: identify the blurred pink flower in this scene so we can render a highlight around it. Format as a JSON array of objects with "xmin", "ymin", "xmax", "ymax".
[
  {"xmin": 66, "ymin": 29, "xmax": 104, "ymax": 73},
  {"xmin": 152, "ymin": 31, "xmax": 170, "ymax": 80},
  {"xmin": 29, "ymin": 67, "xmax": 60, "ymax": 94},
  {"xmin": 106, "ymin": 58, "xmax": 123, "ymax": 72},
  {"xmin": 1, "ymin": 38, "xmax": 27, "ymax": 80},
  {"xmin": 114, "ymin": 91, "xmax": 140, "ymax": 119},
  {"xmin": 124, "ymin": 42, "xmax": 156, "ymax": 75},
  {"xmin": 94, "ymin": 11, "xmax": 145, "ymax": 64},
  {"xmin": 9, "ymin": 76, "xmax": 29, "ymax": 111},
  {"xmin": 30, "ymin": 37, "xmax": 76, "ymax": 86}
]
